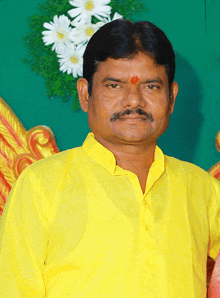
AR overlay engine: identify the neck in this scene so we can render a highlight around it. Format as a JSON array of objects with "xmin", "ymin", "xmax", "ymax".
[
  {"xmin": 94, "ymin": 136, "xmax": 157, "ymax": 193},
  {"xmin": 112, "ymin": 143, "xmax": 155, "ymax": 171}
]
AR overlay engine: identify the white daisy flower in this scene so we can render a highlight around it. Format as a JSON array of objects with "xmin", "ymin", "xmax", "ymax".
[
  {"xmin": 101, "ymin": 12, "xmax": 123, "ymax": 23},
  {"xmin": 42, "ymin": 15, "xmax": 73, "ymax": 52},
  {"xmin": 69, "ymin": 21, "xmax": 103, "ymax": 44},
  {"xmin": 57, "ymin": 44, "xmax": 86, "ymax": 77},
  {"xmin": 68, "ymin": 0, "xmax": 111, "ymax": 23}
]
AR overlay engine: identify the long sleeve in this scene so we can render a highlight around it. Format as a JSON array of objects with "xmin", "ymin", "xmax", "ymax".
[{"xmin": 0, "ymin": 167, "xmax": 49, "ymax": 298}]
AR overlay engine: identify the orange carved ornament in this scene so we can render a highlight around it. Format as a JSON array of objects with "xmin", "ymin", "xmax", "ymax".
[{"xmin": 0, "ymin": 97, "xmax": 59, "ymax": 215}]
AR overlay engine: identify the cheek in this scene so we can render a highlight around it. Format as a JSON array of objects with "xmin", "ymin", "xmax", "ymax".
[
  {"xmin": 99, "ymin": 108, "xmax": 107, "ymax": 118},
  {"xmin": 151, "ymin": 102, "xmax": 171, "ymax": 120},
  {"xmin": 89, "ymin": 98, "xmax": 113, "ymax": 121}
]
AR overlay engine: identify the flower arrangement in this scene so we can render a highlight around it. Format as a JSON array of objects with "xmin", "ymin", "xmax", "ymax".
[{"xmin": 23, "ymin": 0, "xmax": 145, "ymax": 110}]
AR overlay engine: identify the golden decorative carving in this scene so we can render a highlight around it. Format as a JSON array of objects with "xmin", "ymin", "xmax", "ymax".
[
  {"xmin": 0, "ymin": 97, "xmax": 59, "ymax": 215},
  {"xmin": 206, "ymin": 130, "xmax": 220, "ymax": 295},
  {"xmin": 208, "ymin": 131, "xmax": 220, "ymax": 181}
]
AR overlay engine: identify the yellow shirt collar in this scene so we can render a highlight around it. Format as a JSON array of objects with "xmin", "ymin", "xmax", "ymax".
[
  {"xmin": 82, "ymin": 133, "xmax": 116, "ymax": 174},
  {"xmin": 82, "ymin": 132, "xmax": 164, "ymax": 179}
]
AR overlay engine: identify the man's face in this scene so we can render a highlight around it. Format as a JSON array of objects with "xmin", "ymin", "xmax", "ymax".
[{"xmin": 78, "ymin": 52, "xmax": 178, "ymax": 147}]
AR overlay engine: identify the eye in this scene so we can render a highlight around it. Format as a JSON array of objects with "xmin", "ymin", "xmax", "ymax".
[
  {"xmin": 106, "ymin": 83, "xmax": 121, "ymax": 89},
  {"xmin": 147, "ymin": 84, "xmax": 160, "ymax": 90},
  {"xmin": 141, "ymin": 83, "xmax": 161, "ymax": 92}
]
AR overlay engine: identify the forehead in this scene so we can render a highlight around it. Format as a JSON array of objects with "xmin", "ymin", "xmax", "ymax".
[{"xmin": 94, "ymin": 53, "xmax": 168, "ymax": 81}]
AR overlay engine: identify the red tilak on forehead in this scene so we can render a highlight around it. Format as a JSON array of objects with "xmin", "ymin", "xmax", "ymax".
[{"xmin": 130, "ymin": 75, "xmax": 139, "ymax": 85}]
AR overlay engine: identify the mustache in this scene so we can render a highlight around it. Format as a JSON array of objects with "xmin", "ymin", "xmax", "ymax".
[{"xmin": 110, "ymin": 108, "xmax": 154, "ymax": 122}]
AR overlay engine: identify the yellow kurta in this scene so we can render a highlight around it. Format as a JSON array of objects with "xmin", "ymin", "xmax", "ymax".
[{"xmin": 1, "ymin": 133, "xmax": 220, "ymax": 297}]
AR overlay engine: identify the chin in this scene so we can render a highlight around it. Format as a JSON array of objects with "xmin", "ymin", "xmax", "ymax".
[{"xmin": 116, "ymin": 133, "xmax": 151, "ymax": 144}]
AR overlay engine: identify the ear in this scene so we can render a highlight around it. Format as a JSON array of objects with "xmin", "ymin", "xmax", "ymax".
[
  {"xmin": 169, "ymin": 81, "xmax": 178, "ymax": 114},
  {"xmin": 77, "ymin": 78, "xmax": 90, "ymax": 112}
]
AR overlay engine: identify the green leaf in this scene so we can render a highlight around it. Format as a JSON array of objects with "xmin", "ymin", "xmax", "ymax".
[{"xmin": 23, "ymin": 0, "xmax": 146, "ymax": 110}]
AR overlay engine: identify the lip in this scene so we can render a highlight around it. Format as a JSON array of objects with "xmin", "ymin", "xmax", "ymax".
[
  {"xmin": 118, "ymin": 117, "xmax": 147, "ymax": 122},
  {"xmin": 119, "ymin": 116, "xmax": 146, "ymax": 120}
]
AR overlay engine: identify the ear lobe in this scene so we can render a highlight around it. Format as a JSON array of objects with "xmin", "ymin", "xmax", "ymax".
[
  {"xmin": 170, "ymin": 81, "xmax": 178, "ymax": 114},
  {"xmin": 77, "ymin": 78, "xmax": 90, "ymax": 112}
]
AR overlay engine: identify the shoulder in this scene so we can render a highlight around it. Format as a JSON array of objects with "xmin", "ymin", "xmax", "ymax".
[
  {"xmin": 9, "ymin": 147, "xmax": 86, "ymax": 218},
  {"xmin": 165, "ymin": 155, "xmax": 207, "ymax": 174},
  {"xmin": 164, "ymin": 155, "xmax": 220, "ymax": 189},
  {"xmin": 16, "ymin": 146, "xmax": 85, "ymax": 186},
  {"xmin": 165, "ymin": 154, "xmax": 208, "ymax": 175},
  {"xmin": 163, "ymin": 155, "xmax": 220, "ymax": 221},
  {"xmin": 24, "ymin": 146, "xmax": 82, "ymax": 173}
]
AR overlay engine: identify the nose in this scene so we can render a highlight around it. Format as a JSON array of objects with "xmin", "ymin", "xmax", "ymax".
[{"xmin": 121, "ymin": 85, "xmax": 146, "ymax": 108}]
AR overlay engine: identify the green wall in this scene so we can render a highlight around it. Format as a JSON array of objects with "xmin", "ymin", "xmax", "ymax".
[{"xmin": 0, "ymin": 0, "xmax": 220, "ymax": 170}]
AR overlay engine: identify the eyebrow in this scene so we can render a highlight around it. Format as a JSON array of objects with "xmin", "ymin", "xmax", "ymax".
[
  {"xmin": 101, "ymin": 77, "xmax": 125, "ymax": 84},
  {"xmin": 142, "ymin": 78, "xmax": 164, "ymax": 85},
  {"xmin": 101, "ymin": 76, "xmax": 164, "ymax": 85}
]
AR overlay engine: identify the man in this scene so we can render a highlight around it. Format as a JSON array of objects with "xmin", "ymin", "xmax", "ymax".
[{"xmin": 0, "ymin": 19, "xmax": 220, "ymax": 297}]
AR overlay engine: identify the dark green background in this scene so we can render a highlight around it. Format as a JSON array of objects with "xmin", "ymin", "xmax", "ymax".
[{"xmin": 0, "ymin": 0, "xmax": 219, "ymax": 170}]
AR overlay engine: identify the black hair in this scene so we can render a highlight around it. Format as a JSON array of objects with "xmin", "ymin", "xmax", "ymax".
[{"xmin": 83, "ymin": 19, "xmax": 175, "ymax": 96}]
